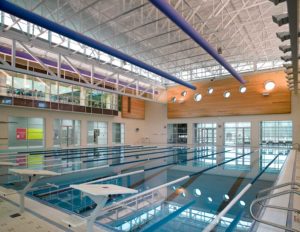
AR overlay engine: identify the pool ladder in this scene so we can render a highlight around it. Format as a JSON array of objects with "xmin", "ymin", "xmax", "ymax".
[{"xmin": 250, "ymin": 182, "xmax": 300, "ymax": 232}]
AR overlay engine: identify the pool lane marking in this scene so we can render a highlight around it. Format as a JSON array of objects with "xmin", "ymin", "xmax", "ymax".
[
  {"xmin": 4, "ymin": 146, "xmax": 186, "ymax": 167},
  {"xmin": 102, "ymin": 150, "xmax": 256, "ymax": 213},
  {"xmin": 0, "ymin": 145, "xmax": 163, "ymax": 160},
  {"xmin": 202, "ymin": 152, "xmax": 281, "ymax": 232},
  {"xmin": 33, "ymin": 148, "xmax": 214, "ymax": 197},
  {"xmin": 0, "ymin": 145, "xmax": 146, "ymax": 158}
]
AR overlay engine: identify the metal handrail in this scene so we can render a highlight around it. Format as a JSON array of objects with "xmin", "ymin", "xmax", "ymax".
[
  {"xmin": 250, "ymin": 183, "xmax": 300, "ymax": 232},
  {"xmin": 256, "ymin": 182, "xmax": 300, "ymax": 197}
]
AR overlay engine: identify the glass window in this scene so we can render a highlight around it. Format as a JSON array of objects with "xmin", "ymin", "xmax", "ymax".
[
  {"xmin": 50, "ymin": 83, "xmax": 58, "ymax": 102},
  {"xmin": 53, "ymin": 119, "xmax": 80, "ymax": 147},
  {"xmin": 58, "ymin": 83, "xmax": 72, "ymax": 104},
  {"xmin": 112, "ymin": 123, "xmax": 124, "ymax": 144},
  {"xmin": 72, "ymin": 86, "xmax": 81, "ymax": 105},
  {"xmin": 0, "ymin": 70, "xmax": 119, "ymax": 110},
  {"xmin": 87, "ymin": 121, "xmax": 108, "ymax": 145},
  {"xmin": 33, "ymin": 79, "xmax": 46, "ymax": 99},
  {"xmin": 167, "ymin": 124, "xmax": 187, "ymax": 144},
  {"xmin": 260, "ymin": 121, "xmax": 293, "ymax": 147},
  {"xmin": 8, "ymin": 116, "xmax": 44, "ymax": 149},
  {"xmin": 224, "ymin": 122, "xmax": 251, "ymax": 146},
  {"xmin": 194, "ymin": 123, "xmax": 216, "ymax": 145}
]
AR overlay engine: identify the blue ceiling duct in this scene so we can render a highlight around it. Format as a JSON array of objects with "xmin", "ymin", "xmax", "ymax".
[
  {"xmin": 0, "ymin": 0, "xmax": 197, "ymax": 90},
  {"xmin": 150, "ymin": 0, "xmax": 246, "ymax": 84}
]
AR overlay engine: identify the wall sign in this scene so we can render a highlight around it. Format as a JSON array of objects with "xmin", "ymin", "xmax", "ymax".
[{"xmin": 16, "ymin": 128, "xmax": 27, "ymax": 140}]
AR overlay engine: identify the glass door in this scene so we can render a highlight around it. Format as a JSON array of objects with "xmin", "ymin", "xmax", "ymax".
[
  {"xmin": 197, "ymin": 128, "xmax": 216, "ymax": 145},
  {"xmin": 93, "ymin": 129, "xmax": 100, "ymax": 144},
  {"xmin": 236, "ymin": 127, "xmax": 251, "ymax": 146},
  {"xmin": 61, "ymin": 125, "xmax": 73, "ymax": 147}
]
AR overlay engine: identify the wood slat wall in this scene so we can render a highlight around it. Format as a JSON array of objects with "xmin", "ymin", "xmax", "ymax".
[
  {"xmin": 167, "ymin": 70, "xmax": 291, "ymax": 118},
  {"xmin": 122, "ymin": 96, "xmax": 145, "ymax": 119}
]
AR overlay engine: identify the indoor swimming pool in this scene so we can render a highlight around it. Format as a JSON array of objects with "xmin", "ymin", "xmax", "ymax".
[{"xmin": 0, "ymin": 145, "xmax": 291, "ymax": 231}]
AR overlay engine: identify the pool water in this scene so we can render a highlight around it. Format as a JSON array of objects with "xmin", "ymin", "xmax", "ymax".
[{"xmin": 0, "ymin": 145, "xmax": 290, "ymax": 231}]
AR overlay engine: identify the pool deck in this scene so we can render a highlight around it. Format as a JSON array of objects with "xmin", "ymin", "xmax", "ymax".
[
  {"xmin": 256, "ymin": 149, "xmax": 300, "ymax": 232},
  {"xmin": 0, "ymin": 187, "xmax": 108, "ymax": 232}
]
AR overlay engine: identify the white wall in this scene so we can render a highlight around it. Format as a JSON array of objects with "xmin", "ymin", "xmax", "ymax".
[
  {"xmin": 144, "ymin": 93, "xmax": 300, "ymax": 147},
  {"xmin": 0, "ymin": 93, "xmax": 299, "ymax": 149}
]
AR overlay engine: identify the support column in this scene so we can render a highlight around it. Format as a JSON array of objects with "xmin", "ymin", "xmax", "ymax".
[
  {"xmin": 81, "ymin": 119, "xmax": 87, "ymax": 147},
  {"xmin": 86, "ymin": 195, "xmax": 108, "ymax": 232}
]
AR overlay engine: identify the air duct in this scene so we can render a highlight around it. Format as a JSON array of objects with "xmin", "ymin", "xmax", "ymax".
[
  {"xmin": 0, "ymin": 0, "xmax": 196, "ymax": 90},
  {"xmin": 149, "ymin": 0, "xmax": 245, "ymax": 84}
]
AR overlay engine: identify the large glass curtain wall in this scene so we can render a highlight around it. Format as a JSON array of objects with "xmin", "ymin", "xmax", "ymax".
[
  {"xmin": 0, "ymin": 71, "xmax": 118, "ymax": 110},
  {"xmin": 167, "ymin": 124, "xmax": 188, "ymax": 144},
  {"xmin": 53, "ymin": 119, "xmax": 81, "ymax": 147},
  {"xmin": 112, "ymin": 123, "xmax": 125, "ymax": 144},
  {"xmin": 224, "ymin": 122, "xmax": 251, "ymax": 146},
  {"xmin": 87, "ymin": 121, "xmax": 108, "ymax": 145},
  {"xmin": 224, "ymin": 122, "xmax": 251, "ymax": 168},
  {"xmin": 8, "ymin": 116, "xmax": 44, "ymax": 149},
  {"xmin": 260, "ymin": 121, "xmax": 293, "ymax": 147},
  {"xmin": 194, "ymin": 123, "xmax": 217, "ymax": 146}
]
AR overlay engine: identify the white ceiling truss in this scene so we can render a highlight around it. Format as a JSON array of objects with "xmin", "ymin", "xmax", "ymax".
[{"xmin": 0, "ymin": 0, "xmax": 293, "ymax": 91}]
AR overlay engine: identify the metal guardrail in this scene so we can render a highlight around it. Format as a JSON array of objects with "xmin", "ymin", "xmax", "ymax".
[
  {"xmin": 250, "ymin": 182, "xmax": 300, "ymax": 232},
  {"xmin": 250, "ymin": 149, "xmax": 299, "ymax": 232}
]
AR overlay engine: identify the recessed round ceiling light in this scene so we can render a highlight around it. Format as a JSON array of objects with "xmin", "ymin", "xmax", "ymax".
[
  {"xmin": 208, "ymin": 197, "xmax": 213, "ymax": 202},
  {"xmin": 265, "ymin": 81, "xmax": 276, "ymax": 91},
  {"xmin": 171, "ymin": 97, "xmax": 176, "ymax": 103},
  {"xmin": 181, "ymin": 91, "xmax": 187, "ymax": 96},
  {"xmin": 240, "ymin": 86, "xmax": 247, "ymax": 93},
  {"xmin": 194, "ymin": 93, "xmax": 202, "ymax": 102},
  {"xmin": 208, "ymin": 88, "xmax": 214, "ymax": 94},
  {"xmin": 224, "ymin": 91, "xmax": 231, "ymax": 98}
]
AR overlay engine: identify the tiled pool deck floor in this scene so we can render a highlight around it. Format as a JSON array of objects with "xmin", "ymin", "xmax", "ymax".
[{"xmin": 0, "ymin": 199, "xmax": 64, "ymax": 232}]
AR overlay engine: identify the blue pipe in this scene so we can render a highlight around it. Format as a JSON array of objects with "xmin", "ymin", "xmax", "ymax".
[
  {"xmin": 0, "ymin": 0, "xmax": 196, "ymax": 90},
  {"xmin": 150, "ymin": 0, "xmax": 246, "ymax": 84}
]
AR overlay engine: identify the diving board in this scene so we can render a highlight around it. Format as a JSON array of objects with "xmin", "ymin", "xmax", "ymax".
[
  {"xmin": 71, "ymin": 184, "xmax": 137, "ymax": 232},
  {"xmin": 9, "ymin": 169, "xmax": 59, "ymax": 213}
]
